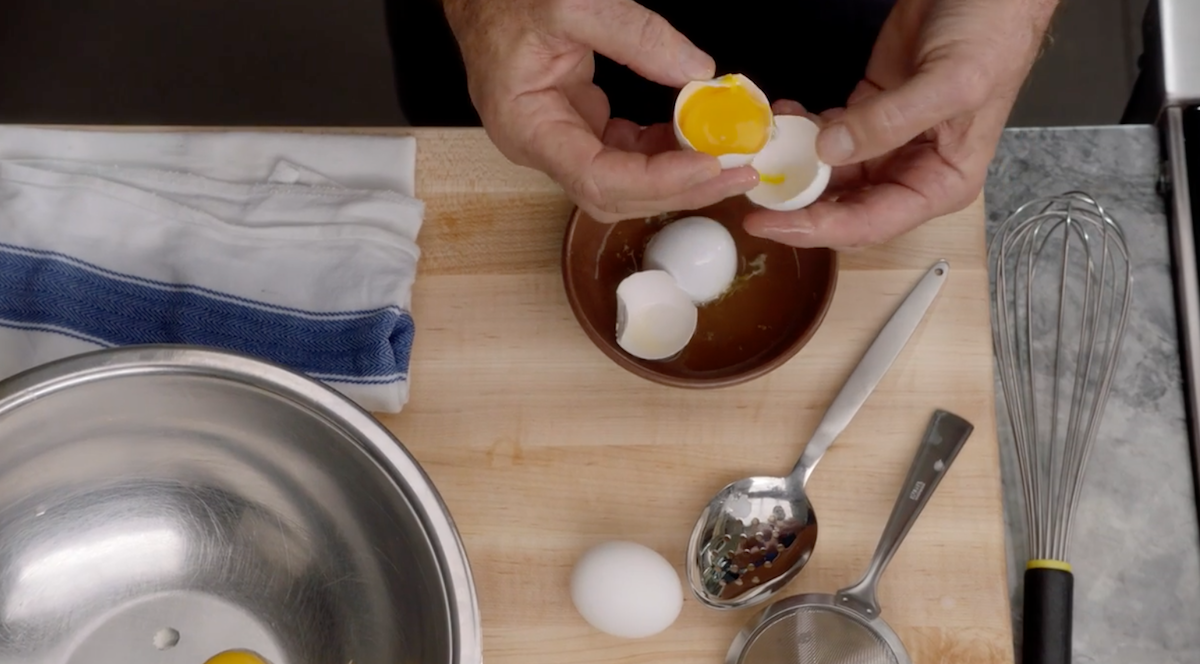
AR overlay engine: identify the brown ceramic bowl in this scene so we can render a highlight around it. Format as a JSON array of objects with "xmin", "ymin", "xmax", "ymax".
[{"xmin": 561, "ymin": 196, "xmax": 838, "ymax": 388}]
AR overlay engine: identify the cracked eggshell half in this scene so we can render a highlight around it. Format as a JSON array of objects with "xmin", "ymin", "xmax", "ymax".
[
  {"xmin": 746, "ymin": 114, "xmax": 832, "ymax": 212},
  {"xmin": 673, "ymin": 73, "xmax": 774, "ymax": 169},
  {"xmin": 615, "ymin": 270, "xmax": 698, "ymax": 361}
]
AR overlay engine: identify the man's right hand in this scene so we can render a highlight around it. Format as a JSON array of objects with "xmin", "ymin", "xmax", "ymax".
[{"xmin": 443, "ymin": 0, "xmax": 760, "ymax": 223}]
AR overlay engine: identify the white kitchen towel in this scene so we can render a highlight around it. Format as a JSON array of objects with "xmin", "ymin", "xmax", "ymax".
[{"xmin": 0, "ymin": 127, "xmax": 423, "ymax": 413}]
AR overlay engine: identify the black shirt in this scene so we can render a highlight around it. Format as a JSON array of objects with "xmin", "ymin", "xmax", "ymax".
[{"xmin": 386, "ymin": 0, "xmax": 896, "ymax": 127}]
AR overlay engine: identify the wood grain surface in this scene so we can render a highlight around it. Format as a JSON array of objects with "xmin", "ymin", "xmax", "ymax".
[{"xmin": 376, "ymin": 128, "xmax": 1013, "ymax": 664}]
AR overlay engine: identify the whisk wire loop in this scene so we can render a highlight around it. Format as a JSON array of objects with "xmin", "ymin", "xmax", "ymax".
[{"xmin": 989, "ymin": 191, "xmax": 1131, "ymax": 563}]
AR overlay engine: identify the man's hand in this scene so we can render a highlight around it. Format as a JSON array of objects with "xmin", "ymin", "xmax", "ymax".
[
  {"xmin": 743, "ymin": 0, "xmax": 1059, "ymax": 250},
  {"xmin": 444, "ymin": 0, "xmax": 760, "ymax": 223}
]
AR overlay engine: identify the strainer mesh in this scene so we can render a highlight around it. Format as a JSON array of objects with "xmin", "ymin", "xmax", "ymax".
[{"xmin": 739, "ymin": 605, "xmax": 898, "ymax": 664}]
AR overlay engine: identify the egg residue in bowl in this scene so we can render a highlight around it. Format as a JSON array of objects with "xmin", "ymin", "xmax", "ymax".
[
  {"xmin": 672, "ymin": 73, "xmax": 832, "ymax": 211},
  {"xmin": 613, "ymin": 216, "xmax": 738, "ymax": 361}
]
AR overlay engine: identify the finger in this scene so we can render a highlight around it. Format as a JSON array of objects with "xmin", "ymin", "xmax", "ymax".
[
  {"xmin": 562, "ymin": 60, "xmax": 610, "ymax": 137},
  {"xmin": 819, "ymin": 107, "xmax": 846, "ymax": 123},
  {"xmin": 744, "ymin": 185, "xmax": 930, "ymax": 249},
  {"xmin": 744, "ymin": 146, "xmax": 976, "ymax": 249},
  {"xmin": 846, "ymin": 79, "xmax": 878, "ymax": 106},
  {"xmin": 648, "ymin": 165, "xmax": 760, "ymax": 212},
  {"xmin": 816, "ymin": 62, "xmax": 989, "ymax": 166},
  {"xmin": 771, "ymin": 98, "xmax": 824, "ymax": 126},
  {"xmin": 590, "ymin": 150, "xmax": 758, "ymax": 209},
  {"xmin": 823, "ymin": 163, "xmax": 869, "ymax": 195},
  {"xmin": 767, "ymin": 101, "xmax": 861, "ymax": 191},
  {"xmin": 587, "ymin": 165, "xmax": 760, "ymax": 222},
  {"xmin": 564, "ymin": 83, "xmax": 611, "ymax": 138},
  {"xmin": 602, "ymin": 119, "xmax": 681, "ymax": 155},
  {"xmin": 771, "ymin": 99, "xmax": 806, "ymax": 115},
  {"xmin": 519, "ymin": 89, "xmax": 747, "ymax": 215},
  {"xmin": 555, "ymin": 0, "xmax": 714, "ymax": 87}
]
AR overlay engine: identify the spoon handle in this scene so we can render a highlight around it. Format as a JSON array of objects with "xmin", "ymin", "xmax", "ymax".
[
  {"xmin": 836, "ymin": 409, "xmax": 975, "ymax": 616},
  {"xmin": 790, "ymin": 259, "xmax": 949, "ymax": 484}
]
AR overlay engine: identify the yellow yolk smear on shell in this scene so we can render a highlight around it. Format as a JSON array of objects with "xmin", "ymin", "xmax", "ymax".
[{"xmin": 678, "ymin": 76, "xmax": 772, "ymax": 157}]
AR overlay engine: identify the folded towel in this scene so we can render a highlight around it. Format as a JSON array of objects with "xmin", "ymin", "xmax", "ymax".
[{"xmin": 0, "ymin": 127, "xmax": 423, "ymax": 413}]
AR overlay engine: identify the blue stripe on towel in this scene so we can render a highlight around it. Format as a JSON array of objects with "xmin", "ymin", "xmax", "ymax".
[{"xmin": 0, "ymin": 244, "xmax": 413, "ymax": 383}]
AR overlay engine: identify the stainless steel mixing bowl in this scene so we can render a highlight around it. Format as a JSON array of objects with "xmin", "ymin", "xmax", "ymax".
[{"xmin": 0, "ymin": 346, "xmax": 481, "ymax": 664}]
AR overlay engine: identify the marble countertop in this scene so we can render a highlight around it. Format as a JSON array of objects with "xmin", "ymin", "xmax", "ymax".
[{"xmin": 985, "ymin": 126, "xmax": 1200, "ymax": 663}]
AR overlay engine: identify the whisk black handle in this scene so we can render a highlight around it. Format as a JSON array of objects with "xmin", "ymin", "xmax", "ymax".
[{"xmin": 1021, "ymin": 563, "xmax": 1074, "ymax": 664}]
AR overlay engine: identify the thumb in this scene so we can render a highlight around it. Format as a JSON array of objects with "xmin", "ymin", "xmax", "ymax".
[
  {"xmin": 559, "ymin": 0, "xmax": 715, "ymax": 87},
  {"xmin": 816, "ymin": 63, "xmax": 987, "ymax": 165}
]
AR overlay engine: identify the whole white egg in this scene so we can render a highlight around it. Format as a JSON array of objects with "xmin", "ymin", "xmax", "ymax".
[
  {"xmin": 569, "ymin": 541, "xmax": 684, "ymax": 639},
  {"xmin": 643, "ymin": 216, "xmax": 738, "ymax": 305}
]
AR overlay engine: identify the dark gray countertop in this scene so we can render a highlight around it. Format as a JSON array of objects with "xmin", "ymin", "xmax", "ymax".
[{"xmin": 985, "ymin": 126, "xmax": 1200, "ymax": 663}]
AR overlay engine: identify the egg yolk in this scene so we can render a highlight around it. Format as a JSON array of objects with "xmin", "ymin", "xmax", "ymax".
[
  {"xmin": 203, "ymin": 650, "xmax": 270, "ymax": 664},
  {"xmin": 678, "ymin": 76, "xmax": 772, "ymax": 157}
]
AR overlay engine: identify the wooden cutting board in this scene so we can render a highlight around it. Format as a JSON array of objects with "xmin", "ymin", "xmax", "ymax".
[{"xmin": 378, "ymin": 128, "xmax": 1013, "ymax": 664}]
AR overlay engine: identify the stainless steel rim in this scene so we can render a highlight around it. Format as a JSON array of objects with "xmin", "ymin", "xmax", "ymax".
[
  {"xmin": 0, "ymin": 344, "xmax": 483, "ymax": 664},
  {"xmin": 726, "ymin": 592, "xmax": 911, "ymax": 664}
]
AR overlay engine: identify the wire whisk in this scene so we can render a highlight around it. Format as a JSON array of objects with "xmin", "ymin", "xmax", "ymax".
[{"xmin": 989, "ymin": 191, "xmax": 1132, "ymax": 664}]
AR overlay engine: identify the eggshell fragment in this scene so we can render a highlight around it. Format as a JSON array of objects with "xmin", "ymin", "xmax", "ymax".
[
  {"xmin": 615, "ymin": 270, "xmax": 698, "ymax": 361},
  {"xmin": 570, "ymin": 541, "xmax": 684, "ymax": 639},
  {"xmin": 746, "ymin": 114, "xmax": 832, "ymax": 211},
  {"xmin": 643, "ymin": 216, "xmax": 738, "ymax": 305},
  {"xmin": 673, "ymin": 74, "xmax": 774, "ymax": 169}
]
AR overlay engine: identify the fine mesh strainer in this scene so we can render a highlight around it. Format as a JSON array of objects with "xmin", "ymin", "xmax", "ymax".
[{"xmin": 725, "ymin": 409, "xmax": 976, "ymax": 664}]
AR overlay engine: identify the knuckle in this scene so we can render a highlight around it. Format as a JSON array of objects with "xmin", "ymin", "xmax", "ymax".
[
  {"xmin": 948, "ymin": 65, "xmax": 991, "ymax": 110},
  {"xmin": 953, "ymin": 173, "xmax": 987, "ymax": 210},
  {"xmin": 635, "ymin": 11, "xmax": 671, "ymax": 55},
  {"xmin": 869, "ymin": 98, "xmax": 910, "ymax": 144},
  {"xmin": 874, "ymin": 97, "xmax": 906, "ymax": 129},
  {"xmin": 566, "ymin": 173, "xmax": 610, "ymax": 212}
]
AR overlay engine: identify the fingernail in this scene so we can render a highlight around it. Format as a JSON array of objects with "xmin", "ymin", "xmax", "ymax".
[
  {"xmin": 730, "ymin": 169, "xmax": 760, "ymax": 193},
  {"xmin": 679, "ymin": 47, "xmax": 715, "ymax": 81},
  {"xmin": 817, "ymin": 124, "xmax": 855, "ymax": 164},
  {"xmin": 726, "ymin": 181, "xmax": 757, "ymax": 198}
]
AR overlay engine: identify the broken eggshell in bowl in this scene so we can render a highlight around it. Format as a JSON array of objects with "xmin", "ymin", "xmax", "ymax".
[
  {"xmin": 613, "ymin": 216, "xmax": 737, "ymax": 361},
  {"xmin": 560, "ymin": 196, "xmax": 839, "ymax": 389},
  {"xmin": 615, "ymin": 270, "xmax": 699, "ymax": 361}
]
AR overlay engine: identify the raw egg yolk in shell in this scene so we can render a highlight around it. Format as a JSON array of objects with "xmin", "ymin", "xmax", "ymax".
[
  {"xmin": 203, "ymin": 650, "xmax": 270, "ymax": 664},
  {"xmin": 677, "ymin": 76, "xmax": 772, "ymax": 157}
]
